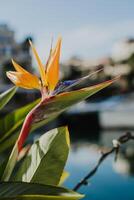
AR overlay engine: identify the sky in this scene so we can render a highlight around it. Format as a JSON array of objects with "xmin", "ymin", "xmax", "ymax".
[{"xmin": 0, "ymin": 0, "xmax": 134, "ymax": 61}]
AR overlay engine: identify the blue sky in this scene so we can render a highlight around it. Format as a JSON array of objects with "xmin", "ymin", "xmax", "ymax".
[{"xmin": 0, "ymin": 0, "xmax": 134, "ymax": 61}]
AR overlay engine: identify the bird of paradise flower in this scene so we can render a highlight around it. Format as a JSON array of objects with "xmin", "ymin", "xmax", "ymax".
[{"xmin": 2, "ymin": 37, "xmax": 118, "ymax": 181}]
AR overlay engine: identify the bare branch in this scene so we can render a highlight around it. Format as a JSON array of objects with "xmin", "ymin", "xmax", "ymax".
[{"xmin": 73, "ymin": 132, "xmax": 134, "ymax": 191}]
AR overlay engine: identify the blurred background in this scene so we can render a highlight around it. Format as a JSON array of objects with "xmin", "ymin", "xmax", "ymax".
[{"xmin": 0, "ymin": 0, "xmax": 134, "ymax": 199}]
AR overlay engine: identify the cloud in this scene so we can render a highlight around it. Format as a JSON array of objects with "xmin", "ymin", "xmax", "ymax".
[
  {"xmin": 36, "ymin": 20, "xmax": 134, "ymax": 62},
  {"xmin": 62, "ymin": 20, "xmax": 134, "ymax": 60}
]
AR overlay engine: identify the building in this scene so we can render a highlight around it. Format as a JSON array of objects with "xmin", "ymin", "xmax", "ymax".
[
  {"xmin": 111, "ymin": 38, "xmax": 134, "ymax": 62},
  {"xmin": 0, "ymin": 24, "xmax": 33, "ymax": 84},
  {"xmin": 0, "ymin": 24, "xmax": 15, "ymax": 64}
]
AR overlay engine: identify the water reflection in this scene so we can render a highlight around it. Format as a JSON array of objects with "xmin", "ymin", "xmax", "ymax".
[
  {"xmin": 64, "ymin": 130, "xmax": 134, "ymax": 200},
  {"xmin": 114, "ymin": 147, "xmax": 134, "ymax": 176}
]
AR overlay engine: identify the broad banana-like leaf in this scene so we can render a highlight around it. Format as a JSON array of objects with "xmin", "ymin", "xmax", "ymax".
[
  {"xmin": 14, "ymin": 127, "xmax": 70, "ymax": 186},
  {"xmin": 0, "ymin": 86, "xmax": 17, "ymax": 110},
  {"xmin": 0, "ymin": 182, "xmax": 84, "ymax": 200}
]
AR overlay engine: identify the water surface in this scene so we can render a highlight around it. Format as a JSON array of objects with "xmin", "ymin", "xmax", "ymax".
[{"xmin": 64, "ymin": 131, "xmax": 134, "ymax": 200}]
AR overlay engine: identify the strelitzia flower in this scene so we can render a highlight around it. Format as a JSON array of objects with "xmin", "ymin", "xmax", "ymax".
[
  {"xmin": 3, "ymin": 37, "xmax": 118, "ymax": 181},
  {"xmin": 6, "ymin": 38, "xmax": 103, "ymax": 99},
  {"xmin": 7, "ymin": 38, "xmax": 62, "ymax": 97}
]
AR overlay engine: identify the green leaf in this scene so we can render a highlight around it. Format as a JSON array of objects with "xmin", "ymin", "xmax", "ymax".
[
  {"xmin": 0, "ymin": 99, "xmax": 40, "ymax": 153},
  {"xmin": 0, "ymin": 182, "xmax": 84, "ymax": 200},
  {"xmin": 0, "ymin": 158, "xmax": 8, "ymax": 179},
  {"xmin": 14, "ymin": 127, "xmax": 70, "ymax": 186},
  {"xmin": 0, "ymin": 86, "xmax": 17, "ymax": 110}
]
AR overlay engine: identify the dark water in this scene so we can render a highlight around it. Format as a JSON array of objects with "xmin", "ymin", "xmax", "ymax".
[{"xmin": 63, "ymin": 131, "xmax": 134, "ymax": 200}]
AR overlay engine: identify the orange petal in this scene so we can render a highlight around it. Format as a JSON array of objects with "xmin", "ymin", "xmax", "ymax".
[
  {"xmin": 6, "ymin": 71, "xmax": 40, "ymax": 89},
  {"xmin": 29, "ymin": 40, "xmax": 47, "ymax": 86},
  {"xmin": 12, "ymin": 59, "xmax": 29, "ymax": 73},
  {"xmin": 46, "ymin": 37, "xmax": 62, "ymax": 91},
  {"xmin": 45, "ymin": 38, "xmax": 53, "ymax": 71}
]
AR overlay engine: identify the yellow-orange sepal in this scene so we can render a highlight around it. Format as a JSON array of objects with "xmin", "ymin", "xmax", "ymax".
[
  {"xmin": 46, "ymin": 37, "xmax": 62, "ymax": 91},
  {"xmin": 6, "ymin": 71, "xmax": 40, "ymax": 89},
  {"xmin": 29, "ymin": 40, "xmax": 47, "ymax": 87},
  {"xmin": 12, "ymin": 59, "xmax": 30, "ymax": 73}
]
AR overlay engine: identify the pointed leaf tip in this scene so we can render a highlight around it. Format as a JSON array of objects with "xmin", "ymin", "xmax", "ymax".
[{"xmin": 0, "ymin": 86, "xmax": 17, "ymax": 110}]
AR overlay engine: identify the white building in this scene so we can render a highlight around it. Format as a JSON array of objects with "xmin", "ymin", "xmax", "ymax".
[{"xmin": 111, "ymin": 38, "xmax": 134, "ymax": 62}]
